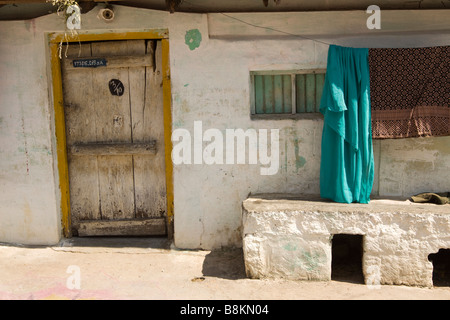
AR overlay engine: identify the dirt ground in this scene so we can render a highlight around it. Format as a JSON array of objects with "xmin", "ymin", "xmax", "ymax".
[{"xmin": 0, "ymin": 237, "xmax": 449, "ymax": 301}]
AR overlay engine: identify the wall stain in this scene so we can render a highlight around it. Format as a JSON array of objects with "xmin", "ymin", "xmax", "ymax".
[
  {"xmin": 301, "ymin": 251, "xmax": 326, "ymax": 272},
  {"xmin": 294, "ymin": 138, "xmax": 306, "ymax": 170},
  {"xmin": 289, "ymin": 250, "xmax": 326, "ymax": 272},
  {"xmin": 24, "ymin": 19, "xmax": 36, "ymax": 38},
  {"xmin": 20, "ymin": 115, "xmax": 30, "ymax": 175},
  {"xmin": 296, "ymin": 156, "xmax": 307, "ymax": 170},
  {"xmin": 283, "ymin": 243, "xmax": 298, "ymax": 251}
]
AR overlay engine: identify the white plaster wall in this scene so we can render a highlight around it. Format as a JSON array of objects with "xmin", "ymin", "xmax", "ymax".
[
  {"xmin": 170, "ymin": 35, "xmax": 327, "ymax": 248},
  {"xmin": 0, "ymin": 20, "xmax": 61, "ymax": 245},
  {"xmin": 377, "ymin": 137, "xmax": 450, "ymax": 197},
  {"xmin": 0, "ymin": 6, "xmax": 448, "ymax": 248}
]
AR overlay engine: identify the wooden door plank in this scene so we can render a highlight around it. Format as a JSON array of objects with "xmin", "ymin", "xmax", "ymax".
[
  {"xmin": 62, "ymin": 43, "xmax": 101, "ymax": 232},
  {"xmin": 91, "ymin": 67, "xmax": 132, "ymax": 142},
  {"xmin": 64, "ymin": 55, "xmax": 154, "ymax": 70},
  {"xmin": 63, "ymin": 42, "xmax": 92, "ymax": 59},
  {"xmin": 91, "ymin": 41, "xmax": 136, "ymax": 220},
  {"xmin": 126, "ymin": 40, "xmax": 150, "ymax": 219},
  {"xmin": 90, "ymin": 40, "xmax": 146, "ymax": 56},
  {"xmin": 70, "ymin": 142, "xmax": 157, "ymax": 155},
  {"xmin": 127, "ymin": 41, "xmax": 147, "ymax": 141},
  {"xmin": 66, "ymin": 159, "xmax": 101, "ymax": 225},
  {"xmin": 97, "ymin": 155, "xmax": 135, "ymax": 220},
  {"xmin": 133, "ymin": 41, "xmax": 167, "ymax": 219},
  {"xmin": 78, "ymin": 218, "xmax": 167, "ymax": 237}
]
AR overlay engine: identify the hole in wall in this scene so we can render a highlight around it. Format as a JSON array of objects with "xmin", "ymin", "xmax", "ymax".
[
  {"xmin": 331, "ymin": 234, "xmax": 364, "ymax": 284},
  {"xmin": 428, "ymin": 249, "xmax": 450, "ymax": 287}
]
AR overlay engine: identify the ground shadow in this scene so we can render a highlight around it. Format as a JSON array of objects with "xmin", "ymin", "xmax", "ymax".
[
  {"xmin": 202, "ymin": 248, "xmax": 246, "ymax": 280},
  {"xmin": 59, "ymin": 236, "xmax": 172, "ymax": 249}
]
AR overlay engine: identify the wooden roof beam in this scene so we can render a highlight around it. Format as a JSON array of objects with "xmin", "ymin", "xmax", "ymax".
[{"xmin": 0, "ymin": 0, "xmax": 121, "ymax": 3}]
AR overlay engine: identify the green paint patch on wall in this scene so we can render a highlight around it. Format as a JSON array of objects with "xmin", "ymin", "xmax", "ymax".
[
  {"xmin": 283, "ymin": 243, "xmax": 298, "ymax": 251},
  {"xmin": 288, "ymin": 250, "xmax": 326, "ymax": 273},
  {"xmin": 185, "ymin": 29, "xmax": 202, "ymax": 51},
  {"xmin": 294, "ymin": 138, "xmax": 306, "ymax": 170},
  {"xmin": 297, "ymin": 156, "xmax": 306, "ymax": 169}
]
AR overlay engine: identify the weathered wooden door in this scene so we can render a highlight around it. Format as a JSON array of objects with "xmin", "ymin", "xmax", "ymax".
[{"xmin": 62, "ymin": 40, "xmax": 167, "ymax": 237}]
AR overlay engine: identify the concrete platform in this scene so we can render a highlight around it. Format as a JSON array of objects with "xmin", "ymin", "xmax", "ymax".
[{"xmin": 242, "ymin": 194, "xmax": 450, "ymax": 287}]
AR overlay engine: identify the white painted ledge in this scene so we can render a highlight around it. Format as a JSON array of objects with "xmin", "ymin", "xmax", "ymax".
[{"xmin": 242, "ymin": 194, "xmax": 450, "ymax": 287}]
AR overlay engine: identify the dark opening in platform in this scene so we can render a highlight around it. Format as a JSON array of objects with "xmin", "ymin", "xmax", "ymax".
[
  {"xmin": 332, "ymin": 234, "xmax": 364, "ymax": 284},
  {"xmin": 428, "ymin": 249, "xmax": 450, "ymax": 287}
]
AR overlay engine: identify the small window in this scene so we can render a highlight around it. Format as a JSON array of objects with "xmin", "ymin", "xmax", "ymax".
[
  {"xmin": 251, "ymin": 70, "xmax": 326, "ymax": 118},
  {"xmin": 253, "ymin": 74, "xmax": 292, "ymax": 114}
]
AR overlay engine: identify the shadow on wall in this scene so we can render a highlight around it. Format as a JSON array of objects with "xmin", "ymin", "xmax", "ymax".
[{"xmin": 202, "ymin": 248, "xmax": 246, "ymax": 280}]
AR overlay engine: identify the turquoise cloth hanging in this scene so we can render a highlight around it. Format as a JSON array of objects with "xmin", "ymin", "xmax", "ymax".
[{"xmin": 319, "ymin": 45, "xmax": 374, "ymax": 204}]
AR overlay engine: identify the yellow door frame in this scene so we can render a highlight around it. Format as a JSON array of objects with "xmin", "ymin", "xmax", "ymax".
[{"xmin": 48, "ymin": 29, "xmax": 174, "ymax": 238}]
